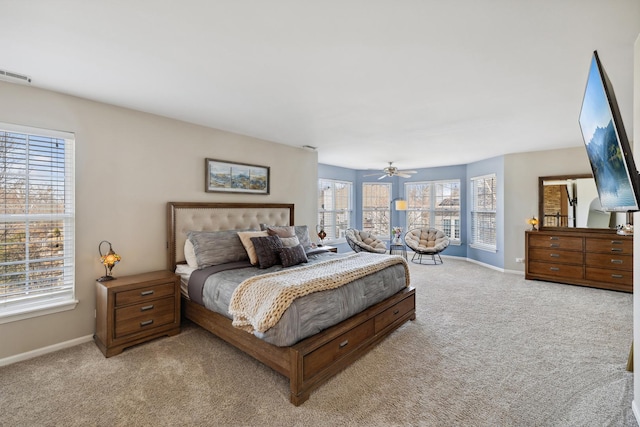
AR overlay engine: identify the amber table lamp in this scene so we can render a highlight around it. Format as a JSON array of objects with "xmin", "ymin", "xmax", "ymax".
[{"xmin": 98, "ymin": 240, "xmax": 121, "ymax": 282}]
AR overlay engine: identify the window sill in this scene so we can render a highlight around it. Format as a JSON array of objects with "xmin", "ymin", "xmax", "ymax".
[
  {"xmin": 0, "ymin": 299, "xmax": 79, "ymax": 325},
  {"xmin": 469, "ymin": 243, "xmax": 497, "ymax": 253}
]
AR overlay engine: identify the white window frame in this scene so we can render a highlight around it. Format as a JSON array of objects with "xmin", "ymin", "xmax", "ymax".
[
  {"xmin": 405, "ymin": 180, "xmax": 461, "ymax": 244},
  {"xmin": 470, "ymin": 173, "xmax": 497, "ymax": 252},
  {"xmin": 0, "ymin": 123, "xmax": 76, "ymax": 324},
  {"xmin": 362, "ymin": 182, "xmax": 391, "ymax": 238},
  {"xmin": 318, "ymin": 179, "xmax": 352, "ymax": 243}
]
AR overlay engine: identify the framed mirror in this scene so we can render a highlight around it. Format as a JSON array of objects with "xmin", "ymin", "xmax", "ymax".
[{"xmin": 538, "ymin": 174, "xmax": 624, "ymax": 231}]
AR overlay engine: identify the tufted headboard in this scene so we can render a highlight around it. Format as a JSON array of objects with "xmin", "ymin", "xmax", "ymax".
[{"xmin": 166, "ymin": 202, "xmax": 294, "ymax": 271}]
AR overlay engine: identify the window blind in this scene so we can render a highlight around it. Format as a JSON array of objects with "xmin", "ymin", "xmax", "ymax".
[
  {"xmin": 0, "ymin": 123, "xmax": 75, "ymax": 318},
  {"xmin": 471, "ymin": 174, "xmax": 497, "ymax": 250},
  {"xmin": 318, "ymin": 179, "xmax": 352, "ymax": 241},
  {"xmin": 362, "ymin": 182, "xmax": 391, "ymax": 237}
]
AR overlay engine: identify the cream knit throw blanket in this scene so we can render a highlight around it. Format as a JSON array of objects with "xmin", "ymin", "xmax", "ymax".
[{"xmin": 229, "ymin": 253, "xmax": 410, "ymax": 333}]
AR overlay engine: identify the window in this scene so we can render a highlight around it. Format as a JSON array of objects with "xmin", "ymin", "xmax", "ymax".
[
  {"xmin": 0, "ymin": 123, "xmax": 76, "ymax": 322},
  {"xmin": 362, "ymin": 182, "xmax": 391, "ymax": 237},
  {"xmin": 405, "ymin": 180, "xmax": 460, "ymax": 242},
  {"xmin": 318, "ymin": 179, "xmax": 352, "ymax": 241},
  {"xmin": 470, "ymin": 174, "xmax": 497, "ymax": 251}
]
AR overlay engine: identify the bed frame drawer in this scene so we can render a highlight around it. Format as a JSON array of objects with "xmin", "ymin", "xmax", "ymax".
[
  {"xmin": 375, "ymin": 293, "xmax": 416, "ymax": 333},
  {"xmin": 303, "ymin": 319, "xmax": 374, "ymax": 380}
]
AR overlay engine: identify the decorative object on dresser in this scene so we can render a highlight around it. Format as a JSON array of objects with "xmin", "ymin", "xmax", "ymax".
[
  {"xmin": 527, "ymin": 217, "xmax": 539, "ymax": 231},
  {"xmin": 525, "ymin": 229, "xmax": 632, "ymax": 293},
  {"xmin": 167, "ymin": 202, "xmax": 415, "ymax": 406},
  {"xmin": 205, "ymin": 158, "xmax": 269, "ymax": 194},
  {"xmin": 97, "ymin": 240, "xmax": 121, "ymax": 282},
  {"xmin": 94, "ymin": 270, "xmax": 181, "ymax": 357}
]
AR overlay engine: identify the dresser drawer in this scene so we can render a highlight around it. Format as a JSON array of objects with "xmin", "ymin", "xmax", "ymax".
[
  {"xmin": 585, "ymin": 267, "xmax": 633, "ymax": 286},
  {"xmin": 374, "ymin": 294, "xmax": 415, "ymax": 333},
  {"xmin": 585, "ymin": 253, "xmax": 633, "ymax": 271},
  {"xmin": 528, "ymin": 234, "xmax": 583, "ymax": 251},
  {"xmin": 115, "ymin": 282, "xmax": 176, "ymax": 307},
  {"xmin": 585, "ymin": 238, "xmax": 633, "ymax": 255},
  {"xmin": 303, "ymin": 319, "xmax": 374, "ymax": 380},
  {"xmin": 528, "ymin": 261, "xmax": 583, "ymax": 279},
  {"xmin": 528, "ymin": 248, "xmax": 583, "ymax": 265},
  {"xmin": 114, "ymin": 296, "xmax": 176, "ymax": 338}
]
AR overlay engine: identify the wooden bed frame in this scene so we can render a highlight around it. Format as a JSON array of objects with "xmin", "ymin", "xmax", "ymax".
[{"xmin": 167, "ymin": 202, "xmax": 416, "ymax": 405}]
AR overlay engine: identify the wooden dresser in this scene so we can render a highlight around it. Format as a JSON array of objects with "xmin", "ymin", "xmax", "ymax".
[
  {"xmin": 525, "ymin": 229, "xmax": 633, "ymax": 293},
  {"xmin": 94, "ymin": 270, "xmax": 181, "ymax": 357}
]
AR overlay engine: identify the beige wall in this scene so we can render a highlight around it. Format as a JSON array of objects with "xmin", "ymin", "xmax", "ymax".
[
  {"xmin": 0, "ymin": 81, "xmax": 318, "ymax": 360},
  {"xmin": 503, "ymin": 146, "xmax": 591, "ymax": 272}
]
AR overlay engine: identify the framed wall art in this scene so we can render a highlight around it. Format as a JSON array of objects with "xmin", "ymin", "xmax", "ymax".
[{"xmin": 205, "ymin": 158, "xmax": 270, "ymax": 194}]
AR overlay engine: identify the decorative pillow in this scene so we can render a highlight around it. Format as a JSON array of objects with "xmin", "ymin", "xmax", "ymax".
[
  {"xmin": 261, "ymin": 224, "xmax": 312, "ymax": 250},
  {"xmin": 250, "ymin": 236, "xmax": 283, "ymax": 269},
  {"xmin": 187, "ymin": 230, "xmax": 249, "ymax": 268},
  {"xmin": 279, "ymin": 244, "xmax": 308, "ymax": 267},
  {"xmin": 237, "ymin": 231, "xmax": 269, "ymax": 264},
  {"xmin": 293, "ymin": 225, "xmax": 312, "ymax": 249},
  {"xmin": 278, "ymin": 235, "xmax": 300, "ymax": 248},
  {"xmin": 184, "ymin": 239, "xmax": 198, "ymax": 268},
  {"xmin": 266, "ymin": 226, "xmax": 295, "ymax": 238}
]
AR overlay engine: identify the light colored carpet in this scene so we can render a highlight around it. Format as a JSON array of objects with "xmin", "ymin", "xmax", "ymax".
[{"xmin": 0, "ymin": 258, "xmax": 636, "ymax": 426}]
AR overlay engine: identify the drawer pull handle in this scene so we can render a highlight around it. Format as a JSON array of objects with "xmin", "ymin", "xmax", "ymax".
[
  {"xmin": 339, "ymin": 340, "xmax": 349, "ymax": 349},
  {"xmin": 610, "ymin": 259, "xmax": 623, "ymax": 264},
  {"xmin": 141, "ymin": 305, "xmax": 154, "ymax": 311},
  {"xmin": 611, "ymin": 274, "xmax": 624, "ymax": 279},
  {"xmin": 140, "ymin": 290, "xmax": 154, "ymax": 296},
  {"xmin": 611, "ymin": 248, "xmax": 623, "ymax": 252},
  {"xmin": 393, "ymin": 309, "xmax": 400, "ymax": 315},
  {"xmin": 611, "ymin": 240, "xmax": 623, "ymax": 245},
  {"xmin": 140, "ymin": 320, "xmax": 154, "ymax": 327},
  {"xmin": 550, "ymin": 267, "xmax": 560, "ymax": 271},
  {"xmin": 549, "ymin": 244, "xmax": 560, "ymax": 248},
  {"xmin": 549, "ymin": 237, "xmax": 560, "ymax": 240},
  {"xmin": 549, "ymin": 253, "xmax": 560, "ymax": 258}
]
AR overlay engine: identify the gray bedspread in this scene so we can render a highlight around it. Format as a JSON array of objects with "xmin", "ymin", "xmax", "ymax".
[{"xmin": 190, "ymin": 251, "xmax": 408, "ymax": 346}]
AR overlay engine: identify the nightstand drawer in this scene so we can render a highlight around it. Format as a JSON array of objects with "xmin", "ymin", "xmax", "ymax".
[
  {"xmin": 115, "ymin": 282, "xmax": 175, "ymax": 307},
  {"xmin": 114, "ymin": 296, "xmax": 176, "ymax": 338}
]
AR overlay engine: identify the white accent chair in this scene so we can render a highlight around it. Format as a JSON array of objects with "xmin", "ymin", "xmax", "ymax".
[
  {"xmin": 345, "ymin": 229, "xmax": 387, "ymax": 254},
  {"xmin": 404, "ymin": 228, "xmax": 450, "ymax": 264}
]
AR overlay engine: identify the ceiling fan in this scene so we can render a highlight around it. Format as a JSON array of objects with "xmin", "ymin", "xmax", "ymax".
[{"xmin": 364, "ymin": 162, "xmax": 417, "ymax": 180}]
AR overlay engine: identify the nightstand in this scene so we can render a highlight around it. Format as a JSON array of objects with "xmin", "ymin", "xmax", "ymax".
[
  {"xmin": 389, "ymin": 244, "xmax": 407, "ymax": 260},
  {"xmin": 94, "ymin": 270, "xmax": 181, "ymax": 357}
]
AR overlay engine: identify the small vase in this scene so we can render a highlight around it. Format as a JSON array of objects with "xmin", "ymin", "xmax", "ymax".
[{"xmin": 393, "ymin": 236, "xmax": 401, "ymax": 244}]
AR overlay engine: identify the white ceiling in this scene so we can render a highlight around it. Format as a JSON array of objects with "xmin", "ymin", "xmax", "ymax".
[{"xmin": 1, "ymin": 1, "xmax": 639, "ymax": 171}]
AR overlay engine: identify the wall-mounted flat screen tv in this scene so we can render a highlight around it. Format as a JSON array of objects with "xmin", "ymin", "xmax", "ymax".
[{"xmin": 578, "ymin": 50, "xmax": 639, "ymax": 212}]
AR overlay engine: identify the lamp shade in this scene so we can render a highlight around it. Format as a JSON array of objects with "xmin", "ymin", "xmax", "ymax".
[{"xmin": 395, "ymin": 199, "xmax": 408, "ymax": 211}]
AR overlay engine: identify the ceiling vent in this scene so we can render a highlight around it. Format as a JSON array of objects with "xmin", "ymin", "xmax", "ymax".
[{"xmin": 0, "ymin": 69, "xmax": 31, "ymax": 84}]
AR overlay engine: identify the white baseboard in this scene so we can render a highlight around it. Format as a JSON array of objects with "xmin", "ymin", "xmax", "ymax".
[
  {"xmin": 0, "ymin": 334, "xmax": 94, "ymax": 367},
  {"xmin": 633, "ymin": 400, "xmax": 640, "ymax": 425}
]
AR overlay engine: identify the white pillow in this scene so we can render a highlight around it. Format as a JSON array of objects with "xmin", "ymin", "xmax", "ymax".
[
  {"xmin": 237, "ymin": 231, "xmax": 269, "ymax": 265},
  {"xmin": 184, "ymin": 239, "xmax": 198, "ymax": 268}
]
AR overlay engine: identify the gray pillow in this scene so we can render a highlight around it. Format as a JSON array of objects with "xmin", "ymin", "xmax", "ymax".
[
  {"xmin": 279, "ymin": 244, "xmax": 308, "ymax": 267},
  {"xmin": 250, "ymin": 236, "xmax": 283, "ymax": 269},
  {"xmin": 261, "ymin": 224, "xmax": 312, "ymax": 249},
  {"xmin": 187, "ymin": 230, "xmax": 249, "ymax": 268}
]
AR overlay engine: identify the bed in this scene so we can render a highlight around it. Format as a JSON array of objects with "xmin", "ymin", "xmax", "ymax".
[{"xmin": 167, "ymin": 201, "xmax": 416, "ymax": 405}]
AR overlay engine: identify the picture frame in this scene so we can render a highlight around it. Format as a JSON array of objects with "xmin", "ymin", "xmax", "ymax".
[{"xmin": 205, "ymin": 158, "xmax": 270, "ymax": 194}]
